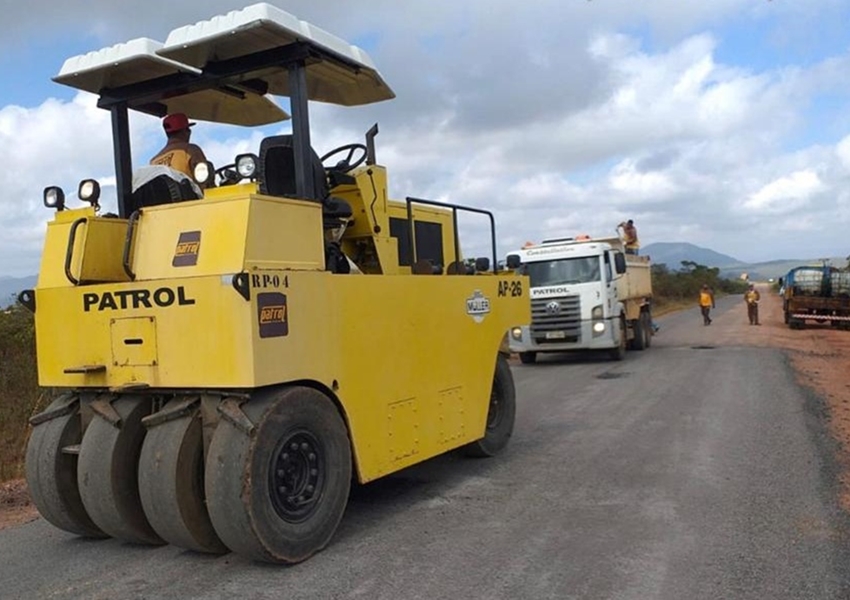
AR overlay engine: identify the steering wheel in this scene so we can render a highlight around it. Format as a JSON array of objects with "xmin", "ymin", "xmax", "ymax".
[
  {"xmin": 320, "ymin": 143, "xmax": 367, "ymax": 174},
  {"xmin": 215, "ymin": 164, "xmax": 240, "ymax": 186}
]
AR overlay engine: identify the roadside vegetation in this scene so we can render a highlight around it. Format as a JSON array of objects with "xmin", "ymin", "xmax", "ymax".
[
  {"xmin": 0, "ymin": 260, "xmax": 747, "ymax": 483},
  {"xmin": 651, "ymin": 260, "xmax": 749, "ymax": 314},
  {"xmin": 0, "ymin": 306, "xmax": 48, "ymax": 481}
]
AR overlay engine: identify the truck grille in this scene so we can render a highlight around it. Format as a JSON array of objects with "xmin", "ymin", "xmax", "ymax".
[{"xmin": 530, "ymin": 295, "xmax": 581, "ymax": 343}]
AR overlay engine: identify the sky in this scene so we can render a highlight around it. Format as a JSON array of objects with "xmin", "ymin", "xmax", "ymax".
[{"xmin": 2, "ymin": 0, "xmax": 850, "ymax": 277}]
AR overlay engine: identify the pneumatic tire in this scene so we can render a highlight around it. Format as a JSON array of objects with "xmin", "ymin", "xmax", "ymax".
[
  {"xmin": 205, "ymin": 387, "xmax": 352, "ymax": 564},
  {"xmin": 25, "ymin": 395, "xmax": 105, "ymax": 538},
  {"xmin": 78, "ymin": 395, "xmax": 163, "ymax": 545},
  {"xmin": 631, "ymin": 316, "xmax": 647, "ymax": 351},
  {"xmin": 138, "ymin": 400, "xmax": 227, "ymax": 554},
  {"xmin": 464, "ymin": 354, "xmax": 516, "ymax": 458},
  {"xmin": 643, "ymin": 312, "xmax": 653, "ymax": 348},
  {"xmin": 608, "ymin": 316, "xmax": 627, "ymax": 361}
]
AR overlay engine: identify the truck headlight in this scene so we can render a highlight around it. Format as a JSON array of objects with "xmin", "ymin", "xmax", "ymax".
[
  {"xmin": 511, "ymin": 327, "xmax": 522, "ymax": 341},
  {"xmin": 591, "ymin": 305, "xmax": 603, "ymax": 320},
  {"xmin": 593, "ymin": 322, "xmax": 606, "ymax": 333}
]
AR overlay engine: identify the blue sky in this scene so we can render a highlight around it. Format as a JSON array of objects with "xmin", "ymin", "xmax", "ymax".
[{"xmin": 2, "ymin": 0, "xmax": 850, "ymax": 277}]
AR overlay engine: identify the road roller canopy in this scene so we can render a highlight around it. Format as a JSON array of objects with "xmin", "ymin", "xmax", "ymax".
[
  {"xmin": 51, "ymin": 3, "xmax": 396, "ymax": 216},
  {"xmin": 54, "ymin": 2, "xmax": 395, "ymax": 123}
]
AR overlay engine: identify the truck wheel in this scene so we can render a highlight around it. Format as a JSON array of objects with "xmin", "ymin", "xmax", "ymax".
[
  {"xmin": 205, "ymin": 387, "xmax": 351, "ymax": 564},
  {"xmin": 643, "ymin": 312, "xmax": 652, "ymax": 348},
  {"xmin": 138, "ymin": 401, "xmax": 228, "ymax": 554},
  {"xmin": 631, "ymin": 316, "xmax": 647, "ymax": 351},
  {"xmin": 783, "ymin": 309, "xmax": 789, "ymax": 324},
  {"xmin": 609, "ymin": 316, "xmax": 626, "ymax": 361},
  {"xmin": 78, "ymin": 395, "xmax": 164, "ymax": 545},
  {"xmin": 464, "ymin": 355, "xmax": 516, "ymax": 457},
  {"xmin": 519, "ymin": 352, "xmax": 537, "ymax": 365},
  {"xmin": 25, "ymin": 395, "xmax": 105, "ymax": 538}
]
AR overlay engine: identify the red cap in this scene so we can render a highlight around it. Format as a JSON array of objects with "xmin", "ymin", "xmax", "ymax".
[{"xmin": 162, "ymin": 113, "xmax": 195, "ymax": 133}]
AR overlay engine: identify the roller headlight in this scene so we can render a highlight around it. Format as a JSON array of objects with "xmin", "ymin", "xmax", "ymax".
[
  {"xmin": 78, "ymin": 179, "xmax": 101, "ymax": 207},
  {"xmin": 43, "ymin": 186, "xmax": 65, "ymax": 211},
  {"xmin": 236, "ymin": 154, "xmax": 259, "ymax": 179},
  {"xmin": 194, "ymin": 161, "xmax": 213, "ymax": 186}
]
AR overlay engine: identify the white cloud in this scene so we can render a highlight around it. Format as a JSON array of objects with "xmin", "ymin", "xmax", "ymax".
[
  {"xmin": 744, "ymin": 170, "xmax": 825, "ymax": 214},
  {"xmin": 1, "ymin": 1, "xmax": 850, "ymax": 273}
]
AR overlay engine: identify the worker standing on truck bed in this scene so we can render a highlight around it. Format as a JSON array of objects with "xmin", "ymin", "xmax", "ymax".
[
  {"xmin": 744, "ymin": 283, "xmax": 761, "ymax": 325},
  {"xmin": 617, "ymin": 220, "xmax": 639, "ymax": 255},
  {"xmin": 699, "ymin": 284, "xmax": 715, "ymax": 325}
]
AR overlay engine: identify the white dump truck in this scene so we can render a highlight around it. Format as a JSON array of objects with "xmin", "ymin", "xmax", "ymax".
[{"xmin": 506, "ymin": 236, "xmax": 653, "ymax": 363}]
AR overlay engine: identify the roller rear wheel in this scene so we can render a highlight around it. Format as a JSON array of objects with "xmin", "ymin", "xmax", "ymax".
[
  {"xmin": 206, "ymin": 387, "xmax": 352, "ymax": 564},
  {"xmin": 78, "ymin": 395, "xmax": 163, "ymax": 545},
  {"xmin": 138, "ymin": 400, "xmax": 227, "ymax": 554},
  {"xmin": 464, "ymin": 355, "xmax": 516, "ymax": 457},
  {"xmin": 25, "ymin": 395, "xmax": 105, "ymax": 538}
]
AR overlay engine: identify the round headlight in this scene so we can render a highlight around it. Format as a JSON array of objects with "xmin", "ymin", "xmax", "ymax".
[
  {"xmin": 194, "ymin": 162, "xmax": 212, "ymax": 186},
  {"xmin": 511, "ymin": 327, "xmax": 523, "ymax": 340},
  {"xmin": 236, "ymin": 154, "xmax": 258, "ymax": 178},
  {"xmin": 593, "ymin": 322, "xmax": 606, "ymax": 333}
]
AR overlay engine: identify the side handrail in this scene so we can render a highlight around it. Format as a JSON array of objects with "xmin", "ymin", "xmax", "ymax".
[
  {"xmin": 122, "ymin": 210, "xmax": 140, "ymax": 281},
  {"xmin": 64, "ymin": 218, "xmax": 88, "ymax": 285}
]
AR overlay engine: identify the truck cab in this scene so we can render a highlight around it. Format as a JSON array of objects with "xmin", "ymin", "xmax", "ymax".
[{"xmin": 506, "ymin": 236, "xmax": 653, "ymax": 363}]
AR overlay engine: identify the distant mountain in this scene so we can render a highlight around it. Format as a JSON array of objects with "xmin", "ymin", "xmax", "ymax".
[
  {"xmin": 642, "ymin": 242, "xmax": 740, "ymax": 269},
  {"xmin": 0, "ymin": 276, "xmax": 37, "ymax": 308},
  {"xmin": 641, "ymin": 242, "xmax": 845, "ymax": 281}
]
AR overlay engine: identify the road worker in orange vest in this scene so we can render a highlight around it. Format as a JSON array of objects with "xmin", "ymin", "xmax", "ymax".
[
  {"xmin": 744, "ymin": 283, "xmax": 761, "ymax": 326},
  {"xmin": 699, "ymin": 284, "xmax": 715, "ymax": 326}
]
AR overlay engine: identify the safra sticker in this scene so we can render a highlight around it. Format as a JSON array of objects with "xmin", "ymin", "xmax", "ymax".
[{"xmin": 466, "ymin": 290, "xmax": 491, "ymax": 323}]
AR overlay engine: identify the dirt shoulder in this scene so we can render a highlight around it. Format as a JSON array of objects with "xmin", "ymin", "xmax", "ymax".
[
  {"xmin": 0, "ymin": 479, "xmax": 38, "ymax": 530},
  {"xmin": 2, "ymin": 286, "xmax": 849, "ymax": 531}
]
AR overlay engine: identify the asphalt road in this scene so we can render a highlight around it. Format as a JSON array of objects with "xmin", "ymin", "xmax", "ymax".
[{"xmin": 2, "ymin": 295, "xmax": 849, "ymax": 599}]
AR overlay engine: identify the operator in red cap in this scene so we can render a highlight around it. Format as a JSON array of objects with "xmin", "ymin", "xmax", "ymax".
[{"xmin": 149, "ymin": 113, "xmax": 208, "ymax": 183}]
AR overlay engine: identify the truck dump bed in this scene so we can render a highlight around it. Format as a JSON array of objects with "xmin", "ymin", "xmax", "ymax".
[{"xmin": 593, "ymin": 237, "xmax": 652, "ymax": 302}]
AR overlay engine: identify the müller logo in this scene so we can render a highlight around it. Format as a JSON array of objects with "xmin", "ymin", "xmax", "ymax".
[
  {"xmin": 257, "ymin": 292, "xmax": 289, "ymax": 338},
  {"xmin": 172, "ymin": 231, "xmax": 201, "ymax": 267}
]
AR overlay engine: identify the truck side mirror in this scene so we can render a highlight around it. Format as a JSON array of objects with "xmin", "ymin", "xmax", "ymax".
[
  {"xmin": 506, "ymin": 254, "xmax": 521, "ymax": 269},
  {"xmin": 475, "ymin": 257, "xmax": 490, "ymax": 272},
  {"xmin": 614, "ymin": 253, "xmax": 627, "ymax": 274}
]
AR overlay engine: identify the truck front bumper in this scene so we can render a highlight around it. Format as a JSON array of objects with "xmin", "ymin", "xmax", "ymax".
[{"xmin": 508, "ymin": 319, "xmax": 618, "ymax": 354}]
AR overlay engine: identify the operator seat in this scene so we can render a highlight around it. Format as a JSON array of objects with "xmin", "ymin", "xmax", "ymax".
[
  {"xmin": 258, "ymin": 135, "xmax": 328, "ymax": 201},
  {"xmin": 258, "ymin": 135, "xmax": 355, "ymax": 274},
  {"xmin": 128, "ymin": 165, "xmax": 202, "ymax": 214}
]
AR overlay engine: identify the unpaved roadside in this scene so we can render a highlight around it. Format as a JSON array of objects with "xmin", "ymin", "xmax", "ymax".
[{"xmin": 2, "ymin": 287, "xmax": 849, "ymax": 530}]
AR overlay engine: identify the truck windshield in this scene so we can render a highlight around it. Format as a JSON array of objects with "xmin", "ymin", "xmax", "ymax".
[{"xmin": 522, "ymin": 257, "xmax": 601, "ymax": 287}]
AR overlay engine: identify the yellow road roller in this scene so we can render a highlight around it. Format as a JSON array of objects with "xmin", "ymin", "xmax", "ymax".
[{"xmin": 20, "ymin": 4, "xmax": 529, "ymax": 564}]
